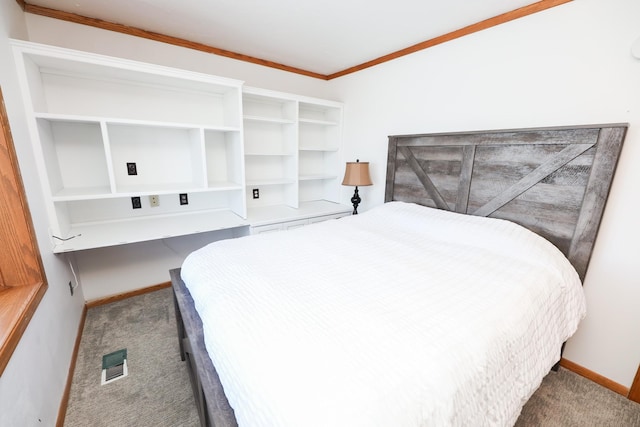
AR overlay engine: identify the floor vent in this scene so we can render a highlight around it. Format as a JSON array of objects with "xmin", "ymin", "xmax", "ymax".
[{"xmin": 101, "ymin": 348, "xmax": 128, "ymax": 385}]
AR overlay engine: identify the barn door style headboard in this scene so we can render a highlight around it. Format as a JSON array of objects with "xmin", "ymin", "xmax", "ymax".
[{"xmin": 385, "ymin": 124, "xmax": 628, "ymax": 280}]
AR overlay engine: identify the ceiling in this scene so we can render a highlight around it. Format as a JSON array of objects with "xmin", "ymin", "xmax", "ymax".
[{"xmin": 23, "ymin": 0, "xmax": 567, "ymax": 79}]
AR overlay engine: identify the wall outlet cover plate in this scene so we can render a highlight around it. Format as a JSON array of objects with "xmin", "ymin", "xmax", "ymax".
[{"xmin": 126, "ymin": 162, "xmax": 137, "ymax": 175}]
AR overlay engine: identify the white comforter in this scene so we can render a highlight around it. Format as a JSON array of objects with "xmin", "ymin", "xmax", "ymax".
[{"xmin": 181, "ymin": 201, "xmax": 586, "ymax": 427}]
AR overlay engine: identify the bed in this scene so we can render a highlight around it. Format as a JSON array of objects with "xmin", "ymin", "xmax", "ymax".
[{"xmin": 171, "ymin": 124, "xmax": 627, "ymax": 427}]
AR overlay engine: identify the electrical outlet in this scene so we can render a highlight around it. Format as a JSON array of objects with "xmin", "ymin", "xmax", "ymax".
[
  {"xmin": 179, "ymin": 193, "xmax": 188, "ymax": 205},
  {"xmin": 252, "ymin": 188, "xmax": 259, "ymax": 199},
  {"xmin": 149, "ymin": 195, "xmax": 159, "ymax": 207},
  {"xmin": 131, "ymin": 196, "xmax": 142, "ymax": 209},
  {"xmin": 126, "ymin": 162, "xmax": 137, "ymax": 175}
]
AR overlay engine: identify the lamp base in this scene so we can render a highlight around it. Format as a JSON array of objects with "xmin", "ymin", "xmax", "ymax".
[{"xmin": 351, "ymin": 186, "xmax": 361, "ymax": 215}]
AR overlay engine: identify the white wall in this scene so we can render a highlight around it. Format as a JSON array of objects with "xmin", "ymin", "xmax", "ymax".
[
  {"xmin": 0, "ymin": 1, "xmax": 85, "ymax": 425},
  {"xmin": 329, "ymin": 0, "xmax": 640, "ymax": 388}
]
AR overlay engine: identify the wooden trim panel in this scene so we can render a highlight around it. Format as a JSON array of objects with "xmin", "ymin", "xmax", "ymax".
[
  {"xmin": 55, "ymin": 304, "xmax": 86, "ymax": 427},
  {"xmin": 560, "ymin": 358, "xmax": 630, "ymax": 397},
  {"xmin": 629, "ymin": 364, "xmax": 640, "ymax": 403},
  {"xmin": 20, "ymin": 0, "xmax": 571, "ymax": 80},
  {"xmin": 0, "ymin": 284, "xmax": 47, "ymax": 375},
  {"xmin": 85, "ymin": 281, "xmax": 171, "ymax": 309},
  {"xmin": 0, "ymin": 87, "xmax": 48, "ymax": 376}
]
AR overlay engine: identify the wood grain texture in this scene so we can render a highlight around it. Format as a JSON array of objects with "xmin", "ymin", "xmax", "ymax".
[
  {"xmin": 85, "ymin": 281, "xmax": 171, "ymax": 309},
  {"xmin": 456, "ymin": 145, "xmax": 476, "ymax": 213},
  {"xmin": 56, "ymin": 304, "xmax": 87, "ymax": 427},
  {"xmin": 0, "ymin": 97, "xmax": 43, "ymax": 288},
  {"xmin": 568, "ymin": 126, "xmax": 626, "ymax": 279},
  {"xmin": 398, "ymin": 146, "xmax": 449, "ymax": 210},
  {"xmin": 170, "ymin": 269, "xmax": 237, "ymax": 427},
  {"xmin": 0, "ymin": 87, "xmax": 48, "ymax": 376},
  {"xmin": 629, "ymin": 364, "xmax": 640, "ymax": 403},
  {"xmin": 560, "ymin": 358, "xmax": 630, "ymax": 397},
  {"xmin": 472, "ymin": 144, "xmax": 593, "ymax": 217},
  {"xmin": 386, "ymin": 124, "xmax": 627, "ymax": 280}
]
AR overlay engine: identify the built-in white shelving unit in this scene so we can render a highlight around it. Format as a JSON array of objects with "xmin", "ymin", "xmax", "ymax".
[
  {"xmin": 298, "ymin": 100, "xmax": 343, "ymax": 205},
  {"xmin": 242, "ymin": 87, "xmax": 350, "ymax": 233},
  {"xmin": 13, "ymin": 40, "xmax": 247, "ymax": 252},
  {"xmin": 12, "ymin": 41, "xmax": 350, "ymax": 251},
  {"xmin": 242, "ymin": 89, "xmax": 298, "ymax": 212}
]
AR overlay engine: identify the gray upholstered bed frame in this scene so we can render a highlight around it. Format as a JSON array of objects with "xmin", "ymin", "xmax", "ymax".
[{"xmin": 171, "ymin": 123, "xmax": 628, "ymax": 426}]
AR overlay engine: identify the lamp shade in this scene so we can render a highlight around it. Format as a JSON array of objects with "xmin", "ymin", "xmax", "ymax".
[{"xmin": 342, "ymin": 160, "xmax": 372, "ymax": 186}]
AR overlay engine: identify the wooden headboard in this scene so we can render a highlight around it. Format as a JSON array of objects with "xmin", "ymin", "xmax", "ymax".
[{"xmin": 385, "ymin": 124, "xmax": 627, "ymax": 280}]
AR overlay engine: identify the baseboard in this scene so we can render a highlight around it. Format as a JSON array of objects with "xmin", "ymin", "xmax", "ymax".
[
  {"xmin": 56, "ymin": 304, "xmax": 87, "ymax": 427},
  {"xmin": 628, "ymin": 364, "xmax": 640, "ymax": 403},
  {"xmin": 85, "ymin": 281, "xmax": 171, "ymax": 309},
  {"xmin": 560, "ymin": 358, "xmax": 630, "ymax": 397}
]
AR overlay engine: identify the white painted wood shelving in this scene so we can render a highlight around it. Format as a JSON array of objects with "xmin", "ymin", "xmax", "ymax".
[
  {"xmin": 242, "ymin": 87, "xmax": 349, "ymax": 234},
  {"xmin": 12, "ymin": 41, "xmax": 350, "ymax": 251}
]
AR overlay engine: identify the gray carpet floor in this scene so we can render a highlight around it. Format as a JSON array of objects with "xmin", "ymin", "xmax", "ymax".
[
  {"xmin": 64, "ymin": 287, "xmax": 640, "ymax": 426},
  {"xmin": 517, "ymin": 368, "xmax": 640, "ymax": 427},
  {"xmin": 64, "ymin": 287, "xmax": 199, "ymax": 427}
]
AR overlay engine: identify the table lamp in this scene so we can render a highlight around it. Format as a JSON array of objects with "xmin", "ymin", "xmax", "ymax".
[{"xmin": 341, "ymin": 159, "xmax": 372, "ymax": 214}]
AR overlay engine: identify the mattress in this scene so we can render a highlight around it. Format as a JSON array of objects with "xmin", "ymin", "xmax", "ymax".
[{"xmin": 180, "ymin": 201, "xmax": 586, "ymax": 427}]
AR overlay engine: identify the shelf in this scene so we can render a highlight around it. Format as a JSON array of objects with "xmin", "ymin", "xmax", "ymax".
[
  {"xmin": 243, "ymin": 119, "xmax": 296, "ymax": 157},
  {"xmin": 15, "ymin": 42, "xmax": 242, "ymax": 95},
  {"xmin": 299, "ymin": 174, "xmax": 338, "ymax": 181},
  {"xmin": 244, "ymin": 152, "xmax": 295, "ymax": 156},
  {"xmin": 110, "ymin": 183, "xmax": 205, "ymax": 195},
  {"xmin": 242, "ymin": 88, "xmax": 297, "ymax": 123},
  {"xmin": 245, "ymin": 178, "xmax": 296, "ymax": 186},
  {"xmin": 243, "ymin": 115, "xmax": 295, "ymax": 125},
  {"xmin": 247, "ymin": 200, "xmax": 351, "ymax": 227},
  {"xmin": 298, "ymin": 101, "xmax": 342, "ymax": 125},
  {"xmin": 15, "ymin": 40, "xmax": 243, "ymax": 128},
  {"xmin": 34, "ymin": 112, "xmax": 241, "ymax": 133},
  {"xmin": 298, "ymin": 118, "xmax": 339, "ymax": 126},
  {"xmin": 52, "ymin": 185, "xmax": 245, "ymax": 201},
  {"xmin": 299, "ymin": 146, "xmax": 339, "ymax": 152},
  {"xmin": 298, "ymin": 125, "xmax": 341, "ymax": 155},
  {"xmin": 52, "ymin": 186, "xmax": 113, "ymax": 201},
  {"xmin": 207, "ymin": 182, "xmax": 244, "ymax": 191},
  {"xmin": 52, "ymin": 209, "xmax": 248, "ymax": 252}
]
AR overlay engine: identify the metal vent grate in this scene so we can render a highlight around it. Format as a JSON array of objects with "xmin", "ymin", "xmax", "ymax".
[{"xmin": 101, "ymin": 348, "xmax": 128, "ymax": 385}]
